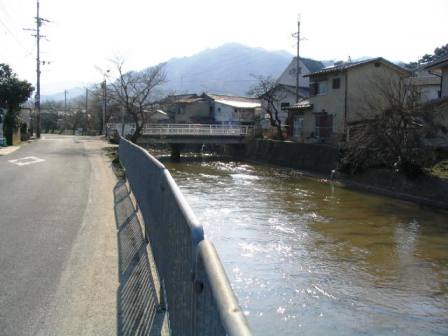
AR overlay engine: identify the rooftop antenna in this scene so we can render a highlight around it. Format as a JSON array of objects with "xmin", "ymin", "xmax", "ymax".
[{"xmin": 290, "ymin": 14, "xmax": 301, "ymax": 103}]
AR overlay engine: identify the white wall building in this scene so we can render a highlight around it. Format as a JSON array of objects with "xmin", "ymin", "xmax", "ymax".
[
  {"xmin": 259, "ymin": 57, "xmax": 324, "ymax": 128},
  {"xmin": 202, "ymin": 93, "xmax": 261, "ymax": 125}
]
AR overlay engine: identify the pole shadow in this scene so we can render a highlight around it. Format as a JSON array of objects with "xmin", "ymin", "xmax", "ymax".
[{"xmin": 113, "ymin": 179, "xmax": 168, "ymax": 336}]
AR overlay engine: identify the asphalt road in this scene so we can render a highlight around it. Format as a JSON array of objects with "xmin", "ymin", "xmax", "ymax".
[{"xmin": 0, "ymin": 135, "xmax": 118, "ymax": 335}]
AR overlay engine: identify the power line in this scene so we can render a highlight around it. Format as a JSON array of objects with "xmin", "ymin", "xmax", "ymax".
[{"xmin": 0, "ymin": 16, "xmax": 34, "ymax": 58}]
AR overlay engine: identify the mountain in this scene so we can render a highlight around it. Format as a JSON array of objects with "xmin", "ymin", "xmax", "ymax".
[
  {"xmin": 159, "ymin": 43, "xmax": 293, "ymax": 95},
  {"xmin": 42, "ymin": 86, "xmax": 86, "ymax": 103},
  {"xmin": 43, "ymin": 43, "xmax": 297, "ymax": 101}
]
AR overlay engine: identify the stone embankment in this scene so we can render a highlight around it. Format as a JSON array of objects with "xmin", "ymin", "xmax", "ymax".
[{"xmin": 236, "ymin": 139, "xmax": 448, "ymax": 209}]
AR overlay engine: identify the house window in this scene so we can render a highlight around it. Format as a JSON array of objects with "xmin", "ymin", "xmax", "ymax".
[
  {"xmin": 281, "ymin": 102, "xmax": 290, "ymax": 110},
  {"xmin": 317, "ymin": 82, "xmax": 328, "ymax": 95},
  {"xmin": 310, "ymin": 82, "xmax": 319, "ymax": 96},
  {"xmin": 293, "ymin": 117, "xmax": 303, "ymax": 138},
  {"xmin": 332, "ymin": 78, "xmax": 341, "ymax": 89}
]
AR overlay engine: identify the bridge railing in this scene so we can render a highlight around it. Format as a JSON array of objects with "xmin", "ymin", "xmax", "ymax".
[
  {"xmin": 118, "ymin": 137, "xmax": 251, "ymax": 336},
  {"xmin": 142, "ymin": 124, "xmax": 253, "ymax": 137}
]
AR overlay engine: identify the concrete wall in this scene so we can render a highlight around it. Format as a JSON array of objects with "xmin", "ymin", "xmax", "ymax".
[
  {"xmin": 345, "ymin": 168, "xmax": 448, "ymax": 209},
  {"xmin": 243, "ymin": 139, "xmax": 339, "ymax": 175},
  {"xmin": 346, "ymin": 62, "xmax": 405, "ymax": 124},
  {"xmin": 8, "ymin": 128, "xmax": 21, "ymax": 146}
]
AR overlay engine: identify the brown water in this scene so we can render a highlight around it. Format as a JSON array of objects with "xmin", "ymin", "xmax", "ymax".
[{"xmin": 164, "ymin": 158, "xmax": 448, "ymax": 336}]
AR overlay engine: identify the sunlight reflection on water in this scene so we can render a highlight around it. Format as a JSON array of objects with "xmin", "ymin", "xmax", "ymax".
[{"xmin": 165, "ymin": 159, "xmax": 448, "ymax": 336}]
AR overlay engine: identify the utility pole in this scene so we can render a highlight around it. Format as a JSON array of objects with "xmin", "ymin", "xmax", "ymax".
[
  {"xmin": 24, "ymin": 0, "xmax": 49, "ymax": 138},
  {"xmin": 295, "ymin": 19, "xmax": 301, "ymax": 103},
  {"xmin": 64, "ymin": 90, "xmax": 67, "ymax": 114},
  {"xmin": 35, "ymin": 0, "xmax": 41, "ymax": 138},
  {"xmin": 85, "ymin": 88, "xmax": 88, "ymax": 135},
  {"xmin": 101, "ymin": 80, "xmax": 107, "ymax": 136}
]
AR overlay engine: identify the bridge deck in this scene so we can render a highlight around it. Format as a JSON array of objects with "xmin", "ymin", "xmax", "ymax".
[{"xmin": 140, "ymin": 124, "xmax": 253, "ymax": 144}]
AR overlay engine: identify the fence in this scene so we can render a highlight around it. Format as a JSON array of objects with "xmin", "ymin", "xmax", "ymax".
[
  {"xmin": 142, "ymin": 124, "xmax": 253, "ymax": 137},
  {"xmin": 119, "ymin": 137, "xmax": 251, "ymax": 336}
]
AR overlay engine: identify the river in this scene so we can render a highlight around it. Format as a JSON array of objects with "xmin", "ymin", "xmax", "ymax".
[{"xmin": 163, "ymin": 158, "xmax": 448, "ymax": 336}]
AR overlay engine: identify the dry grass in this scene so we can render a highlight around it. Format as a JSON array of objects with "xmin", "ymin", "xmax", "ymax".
[
  {"xmin": 102, "ymin": 146, "xmax": 124, "ymax": 178},
  {"xmin": 430, "ymin": 160, "xmax": 448, "ymax": 179}
]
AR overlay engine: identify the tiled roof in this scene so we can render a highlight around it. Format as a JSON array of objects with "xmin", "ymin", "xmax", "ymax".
[
  {"xmin": 424, "ymin": 54, "xmax": 448, "ymax": 70},
  {"xmin": 157, "ymin": 94, "xmax": 199, "ymax": 104},
  {"xmin": 304, "ymin": 57, "xmax": 410, "ymax": 77},
  {"xmin": 300, "ymin": 57, "xmax": 325, "ymax": 73}
]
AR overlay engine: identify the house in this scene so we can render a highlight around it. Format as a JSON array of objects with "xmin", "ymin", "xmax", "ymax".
[
  {"xmin": 277, "ymin": 57, "xmax": 326, "ymax": 90},
  {"xmin": 158, "ymin": 94, "xmax": 211, "ymax": 124},
  {"xmin": 201, "ymin": 93, "xmax": 261, "ymax": 125},
  {"xmin": 406, "ymin": 68, "xmax": 441, "ymax": 102},
  {"xmin": 424, "ymin": 53, "xmax": 448, "ymax": 98},
  {"xmin": 157, "ymin": 93, "xmax": 261, "ymax": 125},
  {"xmin": 286, "ymin": 57, "xmax": 411, "ymax": 143},
  {"xmin": 259, "ymin": 57, "xmax": 324, "ymax": 128}
]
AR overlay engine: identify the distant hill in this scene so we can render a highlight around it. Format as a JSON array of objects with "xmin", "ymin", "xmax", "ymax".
[
  {"xmin": 44, "ymin": 43, "xmax": 327, "ymax": 101},
  {"xmin": 159, "ymin": 43, "xmax": 294, "ymax": 95},
  {"xmin": 42, "ymin": 87, "xmax": 86, "ymax": 103},
  {"xmin": 43, "ymin": 49, "xmax": 409, "ymax": 102}
]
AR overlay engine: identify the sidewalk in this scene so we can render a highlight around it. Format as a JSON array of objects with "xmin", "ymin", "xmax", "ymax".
[{"xmin": 0, "ymin": 146, "xmax": 20, "ymax": 156}]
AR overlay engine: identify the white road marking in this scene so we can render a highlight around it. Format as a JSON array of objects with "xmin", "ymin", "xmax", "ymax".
[{"xmin": 8, "ymin": 156, "xmax": 46, "ymax": 166}]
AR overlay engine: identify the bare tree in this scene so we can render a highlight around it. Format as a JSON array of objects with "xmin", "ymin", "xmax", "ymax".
[
  {"xmin": 341, "ymin": 74, "xmax": 445, "ymax": 178},
  {"xmin": 249, "ymin": 76, "xmax": 285, "ymax": 140},
  {"xmin": 108, "ymin": 57, "xmax": 167, "ymax": 142}
]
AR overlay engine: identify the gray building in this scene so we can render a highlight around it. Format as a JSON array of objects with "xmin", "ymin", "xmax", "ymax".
[{"xmin": 424, "ymin": 54, "xmax": 448, "ymax": 98}]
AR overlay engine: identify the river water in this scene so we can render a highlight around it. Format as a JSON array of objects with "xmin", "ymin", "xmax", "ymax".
[{"xmin": 163, "ymin": 158, "xmax": 448, "ymax": 336}]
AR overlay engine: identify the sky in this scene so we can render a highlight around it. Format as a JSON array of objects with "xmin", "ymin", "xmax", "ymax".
[{"xmin": 1, "ymin": 0, "xmax": 447, "ymax": 95}]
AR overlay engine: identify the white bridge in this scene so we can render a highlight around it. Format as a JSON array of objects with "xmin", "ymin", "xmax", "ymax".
[
  {"xmin": 142, "ymin": 124, "xmax": 253, "ymax": 137},
  {"xmin": 108, "ymin": 123, "xmax": 253, "ymax": 144}
]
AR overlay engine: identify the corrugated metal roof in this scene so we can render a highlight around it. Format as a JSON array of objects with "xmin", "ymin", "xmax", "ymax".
[
  {"xmin": 204, "ymin": 93, "xmax": 259, "ymax": 103},
  {"xmin": 215, "ymin": 99, "xmax": 261, "ymax": 109},
  {"xmin": 304, "ymin": 57, "xmax": 410, "ymax": 77}
]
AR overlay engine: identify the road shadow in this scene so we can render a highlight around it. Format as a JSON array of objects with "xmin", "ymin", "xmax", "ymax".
[{"xmin": 113, "ymin": 179, "xmax": 168, "ymax": 336}]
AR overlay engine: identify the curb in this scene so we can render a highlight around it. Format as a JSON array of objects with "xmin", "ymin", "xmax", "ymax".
[{"xmin": 0, "ymin": 146, "xmax": 20, "ymax": 156}]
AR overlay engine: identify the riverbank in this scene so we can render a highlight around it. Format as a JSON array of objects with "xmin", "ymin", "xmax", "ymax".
[
  {"xmin": 229, "ymin": 139, "xmax": 448, "ymax": 209},
  {"xmin": 164, "ymin": 156, "xmax": 448, "ymax": 336}
]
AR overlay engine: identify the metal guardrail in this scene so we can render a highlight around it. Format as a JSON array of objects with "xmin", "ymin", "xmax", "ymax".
[
  {"xmin": 119, "ymin": 137, "xmax": 251, "ymax": 336},
  {"xmin": 142, "ymin": 124, "xmax": 253, "ymax": 137}
]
